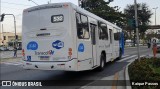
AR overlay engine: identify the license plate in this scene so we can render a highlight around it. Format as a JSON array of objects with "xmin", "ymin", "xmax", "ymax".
[{"xmin": 39, "ymin": 56, "xmax": 50, "ymax": 60}]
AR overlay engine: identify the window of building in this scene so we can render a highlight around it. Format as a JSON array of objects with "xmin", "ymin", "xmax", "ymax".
[{"xmin": 3, "ymin": 36, "xmax": 6, "ymax": 40}]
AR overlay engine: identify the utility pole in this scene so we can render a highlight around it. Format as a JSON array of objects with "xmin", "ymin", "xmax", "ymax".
[
  {"xmin": 134, "ymin": 0, "xmax": 140, "ymax": 61},
  {"xmin": 2, "ymin": 24, "xmax": 4, "ymax": 45},
  {"xmin": 0, "ymin": 14, "xmax": 17, "ymax": 47},
  {"xmin": 0, "ymin": 0, "xmax": 1, "ymax": 45},
  {"xmin": 153, "ymin": 7, "xmax": 158, "ymax": 25}
]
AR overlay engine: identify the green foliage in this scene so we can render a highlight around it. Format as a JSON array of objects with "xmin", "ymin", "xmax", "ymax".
[
  {"xmin": 82, "ymin": 0, "xmax": 126, "ymax": 28},
  {"xmin": 152, "ymin": 58, "xmax": 160, "ymax": 68},
  {"xmin": 124, "ymin": 3, "xmax": 153, "ymax": 39},
  {"xmin": 129, "ymin": 58, "xmax": 154, "ymax": 80},
  {"xmin": 129, "ymin": 57, "xmax": 160, "ymax": 89}
]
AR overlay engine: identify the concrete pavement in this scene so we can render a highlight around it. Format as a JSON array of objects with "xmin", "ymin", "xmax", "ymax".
[{"xmin": 0, "ymin": 50, "xmax": 22, "ymax": 59}]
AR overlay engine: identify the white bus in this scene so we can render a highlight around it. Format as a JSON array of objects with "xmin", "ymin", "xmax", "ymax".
[{"xmin": 22, "ymin": 2, "xmax": 124, "ymax": 71}]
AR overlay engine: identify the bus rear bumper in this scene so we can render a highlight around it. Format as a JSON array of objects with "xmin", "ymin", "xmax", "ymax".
[{"xmin": 22, "ymin": 59, "xmax": 78, "ymax": 71}]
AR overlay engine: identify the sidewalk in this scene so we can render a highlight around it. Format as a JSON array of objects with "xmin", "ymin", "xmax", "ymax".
[
  {"xmin": 0, "ymin": 57, "xmax": 22, "ymax": 63},
  {"xmin": 0, "ymin": 50, "xmax": 22, "ymax": 59},
  {"xmin": 146, "ymin": 53, "xmax": 160, "ymax": 58}
]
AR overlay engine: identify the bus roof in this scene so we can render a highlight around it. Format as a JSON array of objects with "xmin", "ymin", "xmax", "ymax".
[{"xmin": 23, "ymin": 2, "xmax": 122, "ymax": 30}]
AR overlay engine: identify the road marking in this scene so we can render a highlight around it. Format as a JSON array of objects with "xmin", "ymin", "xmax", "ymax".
[
  {"xmin": 117, "ymin": 55, "xmax": 137, "ymax": 62},
  {"xmin": 79, "ymin": 79, "xmax": 97, "ymax": 89},
  {"xmin": 1, "ymin": 62, "xmax": 22, "ymax": 66},
  {"xmin": 122, "ymin": 55, "xmax": 130, "ymax": 58},
  {"xmin": 111, "ymin": 72, "xmax": 119, "ymax": 89}
]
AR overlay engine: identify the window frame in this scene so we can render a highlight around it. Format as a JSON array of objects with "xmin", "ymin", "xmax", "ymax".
[
  {"xmin": 76, "ymin": 12, "xmax": 90, "ymax": 39},
  {"xmin": 98, "ymin": 21, "xmax": 108, "ymax": 40},
  {"xmin": 113, "ymin": 28, "xmax": 120, "ymax": 41}
]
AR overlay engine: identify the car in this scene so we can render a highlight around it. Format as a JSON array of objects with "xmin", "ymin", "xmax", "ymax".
[
  {"xmin": 157, "ymin": 42, "xmax": 160, "ymax": 52},
  {"xmin": 7, "ymin": 46, "xmax": 14, "ymax": 51},
  {"xmin": 0, "ymin": 46, "xmax": 8, "ymax": 51}
]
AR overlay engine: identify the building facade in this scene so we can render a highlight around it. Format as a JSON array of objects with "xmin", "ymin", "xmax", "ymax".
[{"xmin": 0, "ymin": 32, "xmax": 21, "ymax": 46}]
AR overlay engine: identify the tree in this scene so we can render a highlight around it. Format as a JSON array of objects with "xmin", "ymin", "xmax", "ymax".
[
  {"xmin": 124, "ymin": 3, "xmax": 153, "ymax": 40},
  {"xmin": 81, "ymin": 0, "xmax": 126, "ymax": 28}
]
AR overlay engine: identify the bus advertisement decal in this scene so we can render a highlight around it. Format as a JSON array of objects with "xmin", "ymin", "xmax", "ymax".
[
  {"xmin": 78, "ymin": 43, "xmax": 84, "ymax": 52},
  {"xmin": 52, "ymin": 40, "xmax": 64, "ymax": 49},
  {"xmin": 27, "ymin": 41, "xmax": 38, "ymax": 50},
  {"xmin": 27, "ymin": 56, "xmax": 31, "ymax": 61}
]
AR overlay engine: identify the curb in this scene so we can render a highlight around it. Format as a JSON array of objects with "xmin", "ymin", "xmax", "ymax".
[
  {"xmin": 125, "ymin": 62, "xmax": 132, "ymax": 89},
  {"xmin": 125, "ymin": 55, "xmax": 146, "ymax": 89}
]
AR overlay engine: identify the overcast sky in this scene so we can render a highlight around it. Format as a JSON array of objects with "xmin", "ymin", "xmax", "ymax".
[{"xmin": 0, "ymin": 0, "xmax": 160, "ymax": 33}]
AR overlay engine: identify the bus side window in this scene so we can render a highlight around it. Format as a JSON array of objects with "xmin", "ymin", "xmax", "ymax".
[
  {"xmin": 109, "ymin": 29, "xmax": 112, "ymax": 43},
  {"xmin": 76, "ymin": 13, "xmax": 89, "ymax": 39},
  {"xmin": 114, "ymin": 29, "xmax": 120, "ymax": 41},
  {"xmin": 98, "ymin": 22, "xmax": 108, "ymax": 40}
]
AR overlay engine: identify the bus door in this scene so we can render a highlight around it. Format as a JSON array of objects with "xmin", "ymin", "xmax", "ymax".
[
  {"xmin": 109, "ymin": 29, "xmax": 114, "ymax": 60},
  {"xmin": 90, "ymin": 23, "xmax": 97, "ymax": 66},
  {"xmin": 76, "ymin": 13, "xmax": 92, "ymax": 68}
]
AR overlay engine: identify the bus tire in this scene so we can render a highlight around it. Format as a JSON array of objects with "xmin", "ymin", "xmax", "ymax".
[
  {"xmin": 118, "ymin": 48, "xmax": 122, "ymax": 60},
  {"xmin": 98, "ymin": 54, "xmax": 105, "ymax": 71}
]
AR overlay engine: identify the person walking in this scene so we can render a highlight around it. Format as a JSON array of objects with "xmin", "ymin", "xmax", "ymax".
[
  {"xmin": 13, "ymin": 46, "xmax": 17, "ymax": 57},
  {"xmin": 152, "ymin": 43, "xmax": 157, "ymax": 58}
]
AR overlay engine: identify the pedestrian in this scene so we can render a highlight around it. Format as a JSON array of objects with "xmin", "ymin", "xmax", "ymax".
[
  {"xmin": 152, "ymin": 43, "xmax": 157, "ymax": 58},
  {"xmin": 147, "ymin": 42, "xmax": 150, "ymax": 48},
  {"xmin": 13, "ymin": 46, "xmax": 17, "ymax": 57}
]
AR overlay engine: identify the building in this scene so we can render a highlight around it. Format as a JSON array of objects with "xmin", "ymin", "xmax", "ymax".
[{"xmin": 0, "ymin": 32, "xmax": 21, "ymax": 46}]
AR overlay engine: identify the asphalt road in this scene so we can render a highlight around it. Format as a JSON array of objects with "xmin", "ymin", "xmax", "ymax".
[{"xmin": 0, "ymin": 46, "xmax": 155, "ymax": 89}]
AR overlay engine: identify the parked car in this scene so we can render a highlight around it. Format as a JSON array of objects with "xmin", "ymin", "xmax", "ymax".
[
  {"xmin": 7, "ymin": 46, "xmax": 14, "ymax": 51},
  {"xmin": 157, "ymin": 42, "xmax": 160, "ymax": 53},
  {"xmin": 0, "ymin": 46, "xmax": 8, "ymax": 51}
]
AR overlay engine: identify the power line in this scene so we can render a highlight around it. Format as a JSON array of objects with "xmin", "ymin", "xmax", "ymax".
[{"xmin": 2, "ymin": 1, "xmax": 33, "ymax": 6}]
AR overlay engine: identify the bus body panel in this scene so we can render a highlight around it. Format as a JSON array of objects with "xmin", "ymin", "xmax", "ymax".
[
  {"xmin": 22, "ymin": 2, "xmax": 123, "ymax": 71},
  {"xmin": 22, "ymin": 3, "xmax": 78, "ymax": 71}
]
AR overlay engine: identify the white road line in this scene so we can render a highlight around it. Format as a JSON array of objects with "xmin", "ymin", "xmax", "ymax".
[
  {"xmin": 122, "ymin": 55, "xmax": 130, "ymax": 58},
  {"xmin": 2, "ymin": 62, "xmax": 22, "ymax": 66},
  {"xmin": 117, "ymin": 55, "xmax": 137, "ymax": 62}
]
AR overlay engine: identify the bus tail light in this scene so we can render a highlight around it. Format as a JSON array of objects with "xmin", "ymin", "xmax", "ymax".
[
  {"xmin": 68, "ymin": 48, "xmax": 72, "ymax": 58},
  {"xmin": 22, "ymin": 49, "xmax": 25, "ymax": 57}
]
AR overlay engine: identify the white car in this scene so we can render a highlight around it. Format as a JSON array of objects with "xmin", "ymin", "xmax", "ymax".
[
  {"xmin": 0, "ymin": 46, "xmax": 8, "ymax": 51},
  {"xmin": 7, "ymin": 47, "xmax": 14, "ymax": 51},
  {"xmin": 157, "ymin": 43, "xmax": 160, "ymax": 52}
]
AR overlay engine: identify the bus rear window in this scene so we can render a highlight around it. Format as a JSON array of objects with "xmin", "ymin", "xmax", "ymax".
[{"xmin": 51, "ymin": 14, "xmax": 64, "ymax": 23}]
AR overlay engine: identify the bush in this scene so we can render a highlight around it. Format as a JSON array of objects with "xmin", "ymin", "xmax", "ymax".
[
  {"xmin": 152, "ymin": 58, "xmax": 160, "ymax": 68},
  {"xmin": 129, "ymin": 57, "xmax": 160, "ymax": 89}
]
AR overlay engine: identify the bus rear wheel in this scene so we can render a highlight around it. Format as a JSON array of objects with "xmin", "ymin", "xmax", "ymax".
[
  {"xmin": 117, "ymin": 48, "xmax": 122, "ymax": 60},
  {"xmin": 98, "ymin": 54, "xmax": 105, "ymax": 71}
]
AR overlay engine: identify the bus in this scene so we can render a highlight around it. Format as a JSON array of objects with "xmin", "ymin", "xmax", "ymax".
[{"xmin": 22, "ymin": 2, "xmax": 124, "ymax": 71}]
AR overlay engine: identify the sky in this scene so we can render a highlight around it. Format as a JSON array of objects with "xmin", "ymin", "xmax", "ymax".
[{"xmin": 0, "ymin": 0, "xmax": 159, "ymax": 33}]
